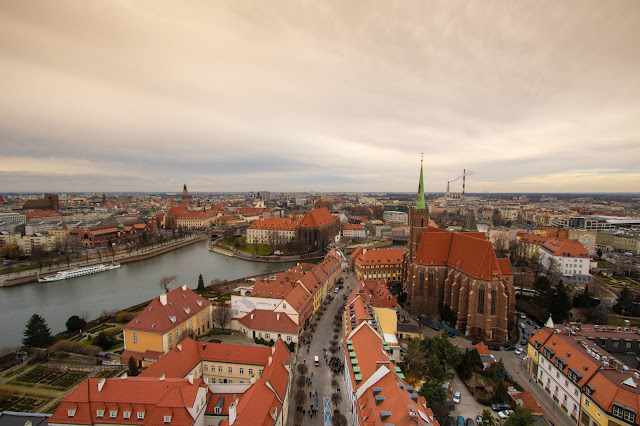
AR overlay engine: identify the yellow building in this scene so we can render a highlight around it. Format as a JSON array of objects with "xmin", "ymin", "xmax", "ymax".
[{"xmin": 122, "ymin": 286, "xmax": 213, "ymax": 366}]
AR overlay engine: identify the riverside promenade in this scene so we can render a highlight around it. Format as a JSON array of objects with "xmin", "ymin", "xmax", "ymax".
[{"xmin": 0, "ymin": 234, "xmax": 208, "ymax": 287}]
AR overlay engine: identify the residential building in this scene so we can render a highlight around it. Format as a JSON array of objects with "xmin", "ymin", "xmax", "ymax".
[
  {"xmin": 23, "ymin": 194, "xmax": 59, "ymax": 211},
  {"xmin": 0, "ymin": 212, "xmax": 26, "ymax": 224},
  {"xmin": 246, "ymin": 218, "xmax": 298, "ymax": 245},
  {"xmin": 237, "ymin": 310, "xmax": 299, "ymax": 344},
  {"xmin": 580, "ymin": 368, "xmax": 640, "ymax": 426},
  {"xmin": 552, "ymin": 215, "xmax": 640, "ymax": 231},
  {"xmin": 121, "ymin": 286, "xmax": 213, "ymax": 366},
  {"xmin": 353, "ymin": 248, "xmax": 405, "ymax": 281},
  {"xmin": 403, "ymin": 159, "xmax": 515, "ymax": 343},
  {"xmin": 48, "ymin": 377, "xmax": 209, "ymax": 426},
  {"xmin": 597, "ymin": 230, "xmax": 640, "ymax": 254},
  {"xmin": 342, "ymin": 223, "xmax": 365, "ymax": 240},
  {"xmin": 383, "ymin": 211, "xmax": 408, "ymax": 224},
  {"xmin": 539, "ymin": 237, "xmax": 591, "ymax": 284},
  {"xmin": 16, "ymin": 233, "xmax": 57, "ymax": 255},
  {"xmin": 25, "ymin": 210, "xmax": 63, "ymax": 223}
]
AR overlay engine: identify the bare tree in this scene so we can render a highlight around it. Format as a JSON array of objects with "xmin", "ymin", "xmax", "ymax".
[
  {"xmin": 213, "ymin": 304, "xmax": 233, "ymax": 330},
  {"xmin": 158, "ymin": 275, "xmax": 178, "ymax": 293}
]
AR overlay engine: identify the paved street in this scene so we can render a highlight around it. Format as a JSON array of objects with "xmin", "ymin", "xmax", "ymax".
[{"xmin": 286, "ymin": 262, "xmax": 355, "ymax": 425}]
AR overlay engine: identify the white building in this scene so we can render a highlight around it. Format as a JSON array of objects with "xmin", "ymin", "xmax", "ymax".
[
  {"xmin": 539, "ymin": 238, "xmax": 591, "ymax": 284},
  {"xmin": 246, "ymin": 218, "xmax": 298, "ymax": 245},
  {"xmin": 342, "ymin": 224, "xmax": 366, "ymax": 239},
  {"xmin": 382, "ymin": 211, "xmax": 408, "ymax": 224}
]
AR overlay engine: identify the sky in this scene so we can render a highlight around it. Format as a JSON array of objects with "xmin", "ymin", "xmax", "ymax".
[{"xmin": 1, "ymin": 1, "xmax": 639, "ymax": 194}]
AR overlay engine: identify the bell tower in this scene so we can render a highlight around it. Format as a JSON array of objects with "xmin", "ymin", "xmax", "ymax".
[{"xmin": 408, "ymin": 154, "xmax": 430, "ymax": 262}]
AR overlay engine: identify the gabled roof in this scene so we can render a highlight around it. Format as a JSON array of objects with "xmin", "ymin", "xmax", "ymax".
[
  {"xmin": 584, "ymin": 368, "xmax": 640, "ymax": 417},
  {"xmin": 140, "ymin": 338, "xmax": 272, "ymax": 379},
  {"xmin": 239, "ymin": 310, "xmax": 298, "ymax": 334},
  {"xmin": 298, "ymin": 207, "xmax": 338, "ymax": 228},
  {"xmin": 541, "ymin": 237, "xmax": 589, "ymax": 258},
  {"xmin": 355, "ymin": 248, "xmax": 406, "ymax": 266},
  {"xmin": 353, "ymin": 280, "xmax": 397, "ymax": 308},
  {"xmin": 124, "ymin": 286, "xmax": 211, "ymax": 333},
  {"xmin": 247, "ymin": 217, "xmax": 298, "ymax": 231},
  {"xmin": 49, "ymin": 377, "xmax": 206, "ymax": 425}
]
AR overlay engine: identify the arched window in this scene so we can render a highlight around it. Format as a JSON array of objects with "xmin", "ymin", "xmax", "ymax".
[
  {"xmin": 419, "ymin": 270, "xmax": 425, "ymax": 294},
  {"xmin": 478, "ymin": 285, "xmax": 485, "ymax": 315},
  {"xmin": 428, "ymin": 269, "xmax": 434, "ymax": 296},
  {"xmin": 491, "ymin": 288, "xmax": 497, "ymax": 315}
]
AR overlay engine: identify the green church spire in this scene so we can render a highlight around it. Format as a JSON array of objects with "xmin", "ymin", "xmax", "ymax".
[{"xmin": 416, "ymin": 154, "xmax": 426, "ymax": 210}]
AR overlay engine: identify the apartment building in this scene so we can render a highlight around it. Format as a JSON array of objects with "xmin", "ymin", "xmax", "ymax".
[
  {"xmin": 246, "ymin": 218, "xmax": 298, "ymax": 245},
  {"xmin": 383, "ymin": 211, "xmax": 408, "ymax": 224},
  {"xmin": 353, "ymin": 248, "xmax": 405, "ymax": 281},
  {"xmin": 342, "ymin": 223, "xmax": 365, "ymax": 239},
  {"xmin": 539, "ymin": 238, "xmax": 592, "ymax": 283}
]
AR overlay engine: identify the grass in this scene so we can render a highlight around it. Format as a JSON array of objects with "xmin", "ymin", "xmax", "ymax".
[
  {"xmin": 4, "ymin": 365, "xmax": 29, "ymax": 378},
  {"xmin": 608, "ymin": 318, "xmax": 640, "ymax": 326},
  {"xmin": 598, "ymin": 261, "xmax": 614, "ymax": 268}
]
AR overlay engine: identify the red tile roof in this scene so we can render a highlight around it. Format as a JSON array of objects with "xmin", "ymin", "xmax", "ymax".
[
  {"xmin": 248, "ymin": 217, "xmax": 298, "ymax": 231},
  {"xmin": 124, "ymin": 286, "xmax": 211, "ymax": 334},
  {"xmin": 585, "ymin": 368, "xmax": 640, "ymax": 418},
  {"xmin": 49, "ymin": 377, "xmax": 207, "ymax": 426},
  {"xmin": 473, "ymin": 342, "xmax": 492, "ymax": 355},
  {"xmin": 239, "ymin": 310, "xmax": 298, "ymax": 334},
  {"xmin": 343, "ymin": 223, "xmax": 364, "ymax": 231},
  {"xmin": 541, "ymin": 237, "xmax": 589, "ymax": 258},
  {"xmin": 512, "ymin": 391, "xmax": 544, "ymax": 416},
  {"xmin": 140, "ymin": 337, "xmax": 272, "ymax": 379},
  {"xmin": 298, "ymin": 207, "xmax": 338, "ymax": 228},
  {"xmin": 355, "ymin": 248, "xmax": 406, "ymax": 266},
  {"xmin": 353, "ymin": 280, "xmax": 397, "ymax": 308}
]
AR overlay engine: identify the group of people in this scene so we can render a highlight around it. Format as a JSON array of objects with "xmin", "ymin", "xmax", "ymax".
[{"xmin": 329, "ymin": 356, "xmax": 344, "ymax": 375}]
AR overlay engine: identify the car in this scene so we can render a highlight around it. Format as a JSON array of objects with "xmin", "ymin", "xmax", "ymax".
[
  {"xmin": 471, "ymin": 340, "xmax": 480, "ymax": 346},
  {"xmin": 488, "ymin": 345, "xmax": 501, "ymax": 351},
  {"xmin": 457, "ymin": 416, "xmax": 465, "ymax": 426},
  {"xmin": 504, "ymin": 345, "xmax": 516, "ymax": 351},
  {"xmin": 526, "ymin": 319, "xmax": 534, "ymax": 326},
  {"xmin": 519, "ymin": 322, "xmax": 526, "ymax": 329},
  {"xmin": 453, "ymin": 391, "xmax": 461, "ymax": 404},
  {"xmin": 520, "ymin": 339, "xmax": 528, "ymax": 345},
  {"xmin": 475, "ymin": 415, "xmax": 483, "ymax": 423},
  {"xmin": 334, "ymin": 288, "xmax": 339, "ymax": 293},
  {"xmin": 466, "ymin": 418, "xmax": 475, "ymax": 426},
  {"xmin": 520, "ymin": 313, "xmax": 526, "ymax": 319},
  {"xmin": 491, "ymin": 403, "xmax": 511, "ymax": 412},
  {"xmin": 498, "ymin": 410, "xmax": 514, "ymax": 419},
  {"xmin": 515, "ymin": 348, "xmax": 524, "ymax": 355}
]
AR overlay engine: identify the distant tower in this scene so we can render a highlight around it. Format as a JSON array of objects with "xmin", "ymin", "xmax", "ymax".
[
  {"xmin": 462, "ymin": 169, "xmax": 466, "ymax": 200},
  {"xmin": 182, "ymin": 184, "xmax": 192, "ymax": 203},
  {"xmin": 408, "ymin": 154, "xmax": 430, "ymax": 262},
  {"xmin": 147, "ymin": 211, "xmax": 158, "ymax": 234}
]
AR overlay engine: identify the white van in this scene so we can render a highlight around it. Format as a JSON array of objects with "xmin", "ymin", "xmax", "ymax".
[{"xmin": 314, "ymin": 356, "xmax": 319, "ymax": 366}]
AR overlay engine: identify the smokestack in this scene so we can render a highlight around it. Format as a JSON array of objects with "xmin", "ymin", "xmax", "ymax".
[
  {"xmin": 446, "ymin": 181, "xmax": 450, "ymax": 198},
  {"xmin": 462, "ymin": 169, "xmax": 466, "ymax": 199}
]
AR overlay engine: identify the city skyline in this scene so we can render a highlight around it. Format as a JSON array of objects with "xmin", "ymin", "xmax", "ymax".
[{"xmin": 1, "ymin": 1, "xmax": 639, "ymax": 193}]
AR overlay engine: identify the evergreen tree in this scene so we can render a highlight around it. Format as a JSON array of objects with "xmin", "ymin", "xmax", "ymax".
[
  {"xmin": 93, "ymin": 331, "xmax": 115, "ymax": 350},
  {"xmin": 493, "ymin": 359, "xmax": 506, "ymax": 381},
  {"xmin": 493, "ymin": 379, "xmax": 508, "ymax": 403},
  {"xmin": 127, "ymin": 357, "xmax": 139, "ymax": 376},
  {"xmin": 549, "ymin": 281, "xmax": 572, "ymax": 322},
  {"xmin": 22, "ymin": 314, "xmax": 53, "ymax": 347},
  {"xmin": 197, "ymin": 274, "xmax": 205, "ymax": 292},
  {"xmin": 504, "ymin": 407, "xmax": 535, "ymax": 426},
  {"xmin": 613, "ymin": 286, "xmax": 635, "ymax": 315}
]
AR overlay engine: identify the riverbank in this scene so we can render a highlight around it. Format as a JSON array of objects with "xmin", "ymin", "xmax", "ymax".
[
  {"xmin": 0, "ymin": 234, "xmax": 208, "ymax": 287},
  {"xmin": 209, "ymin": 240, "xmax": 326, "ymax": 263}
]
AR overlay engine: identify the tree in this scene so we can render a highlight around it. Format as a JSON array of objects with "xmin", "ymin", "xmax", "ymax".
[
  {"xmin": 158, "ymin": 275, "xmax": 177, "ymax": 293},
  {"xmin": 590, "ymin": 303, "xmax": 609, "ymax": 325},
  {"xmin": 65, "ymin": 315, "xmax": 87, "ymax": 332},
  {"xmin": 404, "ymin": 338, "xmax": 426, "ymax": 375},
  {"xmin": 294, "ymin": 389, "xmax": 306, "ymax": 409},
  {"xmin": 493, "ymin": 379, "xmax": 508, "ymax": 403},
  {"xmin": 127, "ymin": 357, "xmax": 139, "ymax": 376},
  {"xmin": 331, "ymin": 392, "xmax": 342, "ymax": 405},
  {"xmin": 481, "ymin": 409, "xmax": 500, "ymax": 426},
  {"xmin": 212, "ymin": 305, "xmax": 232, "ymax": 330},
  {"xmin": 504, "ymin": 407, "xmax": 535, "ymax": 426},
  {"xmin": 332, "ymin": 412, "xmax": 348, "ymax": 426},
  {"xmin": 613, "ymin": 286, "xmax": 636, "ymax": 316},
  {"xmin": 492, "ymin": 208, "xmax": 504, "ymax": 227},
  {"xmin": 418, "ymin": 381, "xmax": 447, "ymax": 405},
  {"xmin": 93, "ymin": 331, "xmax": 115, "ymax": 350},
  {"xmin": 296, "ymin": 363, "xmax": 308, "ymax": 376},
  {"xmin": 493, "ymin": 359, "xmax": 506, "ymax": 381},
  {"xmin": 596, "ymin": 248, "xmax": 603, "ymax": 258},
  {"xmin": 22, "ymin": 314, "xmax": 53, "ymax": 347},
  {"xmin": 533, "ymin": 275, "xmax": 551, "ymax": 299},
  {"xmin": 440, "ymin": 305, "xmax": 456, "ymax": 324},
  {"xmin": 548, "ymin": 281, "xmax": 572, "ymax": 323},
  {"xmin": 197, "ymin": 274, "xmax": 205, "ymax": 292}
]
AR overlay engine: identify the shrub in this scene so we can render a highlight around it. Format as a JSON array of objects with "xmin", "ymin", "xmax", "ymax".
[
  {"xmin": 50, "ymin": 340, "xmax": 101, "ymax": 356},
  {"xmin": 115, "ymin": 312, "xmax": 137, "ymax": 323}
]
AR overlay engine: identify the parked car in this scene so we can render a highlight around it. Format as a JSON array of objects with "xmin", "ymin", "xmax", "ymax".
[
  {"xmin": 453, "ymin": 391, "xmax": 461, "ymax": 404},
  {"xmin": 526, "ymin": 319, "xmax": 534, "ymax": 326},
  {"xmin": 488, "ymin": 345, "xmax": 501, "ymax": 351},
  {"xmin": 466, "ymin": 418, "xmax": 475, "ymax": 426},
  {"xmin": 520, "ymin": 339, "xmax": 528, "ymax": 345},
  {"xmin": 515, "ymin": 348, "xmax": 524, "ymax": 355},
  {"xmin": 498, "ymin": 410, "xmax": 514, "ymax": 419},
  {"xmin": 491, "ymin": 403, "xmax": 511, "ymax": 412},
  {"xmin": 534, "ymin": 325, "xmax": 541, "ymax": 331},
  {"xmin": 457, "ymin": 416, "xmax": 465, "ymax": 426},
  {"xmin": 504, "ymin": 345, "xmax": 516, "ymax": 351},
  {"xmin": 334, "ymin": 287, "xmax": 339, "ymax": 293},
  {"xmin": 520, "ymin": 313, "xmax": 526, "ymax": 319},
  {"xmin": 475, "ymin": 415, "xmax": 483, "ymax": 423}
]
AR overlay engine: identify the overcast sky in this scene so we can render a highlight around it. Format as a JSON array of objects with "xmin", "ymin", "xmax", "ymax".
[{"xmin": 1, "ymin": 1, "xmax": 639, "ymax": 193}]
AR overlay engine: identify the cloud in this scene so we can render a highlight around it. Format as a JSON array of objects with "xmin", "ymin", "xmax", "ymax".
[{"xmin": 0, "ymin": 0, "xmax": 639, "ymax": 192}]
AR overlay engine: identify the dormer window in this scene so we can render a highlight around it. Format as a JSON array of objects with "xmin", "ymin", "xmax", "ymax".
[
  {"xmin": 137, "ymin": 411, "xmax": 145, "ymax": 420},
  {"xmin": 184, "ymin": 308, "xmax": 190, "ymax": 314},
  {"xmin": 214, "ymin": 407, "xmax": 222, "ymax": 414},
  {"xmin": 67, "ymin": 409, "xmax": 76, "ymax": 418},
  {"xmin": 196, "ymin": 300, "xmax": 202, "ymax": 306},
  {"xmin": 123, "ymin": 411, "xmax": 131, "ymax": 419},
  {"xmin": 96, "ymin": 410, "xmax": 104, "ymax": 419},
  {"xmin": 110, "ymin": 410, "xmax": 118, "ymax": 419},
  {"xmin": 164, "ymin": 415, "xmax": 172, "ymax": 423}
]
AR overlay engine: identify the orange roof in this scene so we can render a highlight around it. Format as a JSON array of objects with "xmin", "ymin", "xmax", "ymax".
[
  {"xmin": 541, "ymin": 237, "xmax": 589, "ymax": 258},
  {"xmin": 355, "ymin": 248, "xmax": 405, "ymax": 267},
  {"xmin": 125, "ymin": 286, "xmax": 211, "ymax": 334},
  {"xmin": 239, "ymin": 310, "xmax": 298, "ymax": 334},
  {"xmin": 298, "ymin": 207, "xmax": 338, "ymax": 228},
  {"xmin": 353, "ymin": 280, "xmax": 397, "ymax": 308},
  {"xmin": 248, "ymin": 217, "xmax": 298, "ymax": 231},
  {"xmin": 343, "ymin": 223, "xmax": 364, "ymax": 231},
  {"xmin": 251, "ymin": 271, "xmax": 301, "ymax": 298},
  {"xmin": 140, "ymin": 337, "xmax": 272, "ymax": 379},
  {"xmin": 518, "ymin": 233, "xmax": 550, "ymax": 245},
  {"xmin": 49, "ymin": 377, "xmax": 206, "ymax": 425},
  {"xmin": 512, "ymin": 391, "xmax": 544, "ymax": 416},
  {"xmin": 585, "ymin": 368, "xmax": 640, "ymax": 418},
  {"xmin": 473, "ymin": 342, "xmax": 492, "ymax": 355}
]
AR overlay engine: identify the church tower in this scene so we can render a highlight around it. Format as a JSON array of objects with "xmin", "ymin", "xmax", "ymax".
[{"xmin": 408, "ymin": 155, "xmax": 430, "ymax": 262}]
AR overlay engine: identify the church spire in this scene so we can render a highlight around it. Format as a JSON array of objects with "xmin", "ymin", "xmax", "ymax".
[{"xmin": 416, "ymin": 154, "xmax": 426, "ymax": 210}]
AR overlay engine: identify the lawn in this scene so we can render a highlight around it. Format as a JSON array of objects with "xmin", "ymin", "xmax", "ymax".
[{"xmin": 608, "ymin": 318, "xmax": 640, "ymax": 327}]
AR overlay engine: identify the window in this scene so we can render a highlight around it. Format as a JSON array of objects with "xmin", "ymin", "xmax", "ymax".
[
  {"xmin": 110, "ymin": 411, "xmax": 117, "ymax": 419},
  {"xmin": 259, "ymin": 369, "xmax": 263, "ymax": 375},
  {"xmin": 123, "ymin": 411, "xmax": 131, "ymax": 419},
  {"xmin": 218, "ymin": 366, "xmax": 222, "ymax": 372},
  {"xmin": 286, "ymin": 336, "xmax": 292, "ymax": 342},
  {"xmin": 204, "ymin": 365, "xmax": 208, "ymax": 371},
  {"xmin": 478, "ymin": 285, "xmax": 485, "ymax": 314},
  {"xmin": 132, "ymin": 332, "xmax": 137, "ymax": 343},
  {"xmin": 189, "ymin": 320, "xmax": 193, "ymax": 329},
  {"xmin": 585, "ymin": 399, "xmax": 590, "ymax": 407},
  {"xmin": 138, "ymin": 412, "xmax": 145, "ymax": 420},
  {"xmin": 211, "ymin": 378, "xmax": 216, "ymax": 383},
  {"xmin": 164, "ymin": 415, "xmax": 172, "ymax": 423},
  {"xmin": 67, "ymin": 410, "xmax": 75, "ymax": 418},
  {"xmin": 175, "ymin": 329, "xmax": 179, "ymax": 338},
  {"xmin": 228, "ymin": 367, "xmax": 233, "ymax": 373},
  {"xmin": 239, "ymin": 368, "xmax": 244, "ymax": 374},
  {"xmin": 214, "ymin": 407, "xmax": 221, "ymax": 414},
  {"xmin": 574, "ymin": 389, "xmax": 579, "ymax": 397},
  {"xmin": 491, "ymin": 288, "xmax": 497, "ymax": 315},
  {"xmin": 96, "ymin": 410, "xmax": 104, "ymax": 419},
  {"xmin": 249, "ymin": 368, "xmax": 253, "ymax": 375},
  {"xmin": 181, "ymin": 325, "xmax": 185, "ymax": 334},
  {"xmin": 265, "ymin": 334, "xmax": 270, "ymax": 339},
  {"xmin": 614, "ymin": 340, "xmax": 620, "ymax": 348},
  {"xmin": 168, "ymin": 333, "xmax": 173, "ymax": 343},
  {"xmin": 259, "ymin": 333, "xmax": 262, "ymax": 338}
]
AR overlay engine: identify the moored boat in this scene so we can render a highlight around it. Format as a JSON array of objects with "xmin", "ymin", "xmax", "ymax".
[{"xmin": 38, "ymin": 263, "xmax": 121, "ymax": 282}]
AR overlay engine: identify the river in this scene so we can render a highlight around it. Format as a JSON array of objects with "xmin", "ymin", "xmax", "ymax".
[{"xmin": 0, "ymin": 240, "xmax": 297, "ymax": 349}]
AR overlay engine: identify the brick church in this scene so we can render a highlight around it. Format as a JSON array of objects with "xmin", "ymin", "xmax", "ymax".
[{"xmin": 403, "ymin": 159, "xmax": 515, "ymax": 343}]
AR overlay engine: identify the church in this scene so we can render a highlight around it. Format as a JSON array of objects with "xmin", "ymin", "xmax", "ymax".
[{"xmin": 402, "ymin": 159, "xmax": 515, "ymax": 343}]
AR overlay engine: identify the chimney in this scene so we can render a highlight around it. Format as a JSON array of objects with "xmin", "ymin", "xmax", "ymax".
[
  {"xmin": 177, "ymin": 344, "xmax": 182, "ymax": 352},
  {"xmin": 121, "ymin": 373, "xmax": 127, "ymax": 380},
  {"xmin": 98, "ymin": 378, "xmax": 106, "ymax": 392},
  {"xmin": 228, "ymin": 401, "xmax": 237, "ymax": 425},
  {"xmin": 160, "ymin": 294, "xmax": 167, "ymax": 306},
  {"xmin": 251, "ymin": 313, "xmax": 254, "ymax": 320},
  {"xmin": 268, "ymin": 355, "xmax": 273, "ymax": 366},
  {"xmin": 188, "ymin": 374, "xmax": 194, "ymax": 385},
  {"xmin": 270, "ymin": 407, "xmax": 278, "ymax": 420},
  {"xmin": 182, "ymin": 285, "xmax": 187, "ymax": 291}
]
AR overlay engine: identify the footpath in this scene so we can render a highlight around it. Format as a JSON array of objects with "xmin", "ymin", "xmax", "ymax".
[{"xmin": 0, "ymin": 234, "xmax": 207, "ymax": 287}]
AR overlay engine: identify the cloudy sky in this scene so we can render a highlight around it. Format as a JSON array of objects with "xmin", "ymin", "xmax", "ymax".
[{"xmin": 1, "ymin": 1, "xmax": 639, "ymax": 193}]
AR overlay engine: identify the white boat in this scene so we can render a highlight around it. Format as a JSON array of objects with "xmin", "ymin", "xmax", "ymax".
[{"xmin": 38, "ymin": 263, "xmax": 121, "ymax": 282}]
